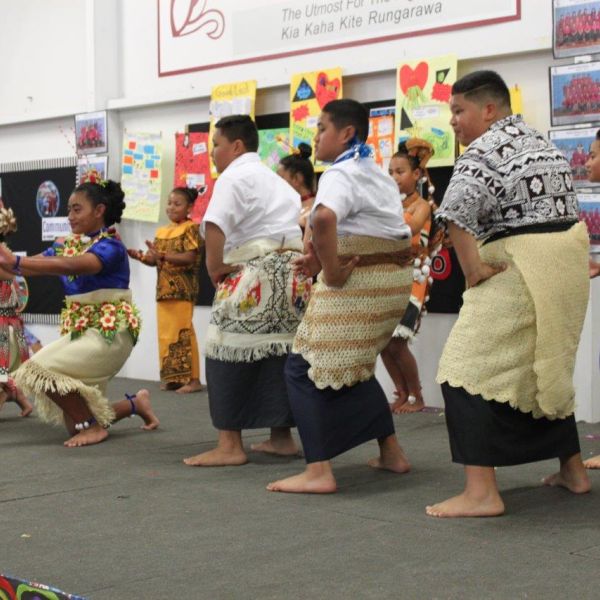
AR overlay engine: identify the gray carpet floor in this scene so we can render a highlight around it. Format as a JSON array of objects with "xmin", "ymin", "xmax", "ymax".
[{"xmin": 1, "ymin": 377, "xmax": 600, "ymax": 600}]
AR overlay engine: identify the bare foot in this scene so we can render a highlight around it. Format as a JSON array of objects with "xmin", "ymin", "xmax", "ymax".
[
  {"xmin": 542, "ymin": 468, "xmax": 591, "ymax": 494},
  {"xmin": 250, "ymin": 438, "xmax": 300, "ymax": 456},
  {"xmin": 134, "ymin": 389, "xmax": 160, "ymax": 430},
  {"xmin": 160, "ymin": 382, "xmax": 181, "ymax": 391},
  {"xmin": 183, "ymin": 447, "xmax": 248, "ymax": 467},
  {"xmin": 175, "ymin": 381, "xmax": 204, "ymax": 394},
  {"xmin": 426, "ymin": 492, "xmax": 505, "ymax": 518},
  {"xmin": 13, "ymin": 390, "xmax": 33, "ymax": 417},
  {"xmin": 390, "ymin": 395, "xmax": 408, "ymax": 414},
  {"xmin": 584, "ymin": 455, "xmax": 600, "ymax": 469},
  {"xmin": 267, "ymin": 470, "xmax": 337, "ymax": 494},
  {"xmin": 396, "ymin": 396, "xmax": 425, "ymax": 414},
  {"xmin": 64, "ymin": 424, "xmax": 109, "ymax": 448},
  {"xmin": 367, "ymin": 448, "xmax": 411, "ymax": 473}
]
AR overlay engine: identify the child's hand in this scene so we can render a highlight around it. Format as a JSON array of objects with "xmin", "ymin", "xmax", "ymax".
[
  {"xmin": 127, "ymin": 248, "xmax": 145, "ymax": 262},
  {"xmin": 209, "ymin": 263, "xmax": 241, "ymax": 287},
  {"xmin": 292, "ymin": 241, "xmax": 321, "ymax": 277},
  {"xmin": 322, "ymin": 255, "xmax": 360, "ymax": 288},
  {"xmin": 466, "ymin": 262, "xmax": 506, "ymax": 288},
  {"xmin": 145, "ymin": 240, "xmax": 165, "ymax": 264},
  {"xmin": 590, "ymin": 259, "xmax": 600, "ymax": 279}
]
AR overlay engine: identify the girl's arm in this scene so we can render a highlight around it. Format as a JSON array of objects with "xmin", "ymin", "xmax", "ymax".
[
  {"xmin": 144, "ymin": 240, "xmax": 198, "ymax": 267},
  {"xmin": 204, "ymin": 222, "xmax": 238, "ymax": 287},
  {"xmin": 311, "ymin": 205, "xmax": 359, "ymax": 288},
  {"xmin": 127, "ymin": 248, "xmax": 157, "ymax": 266},
  {"xmin": 405, "ymin": 200, "xmax": 432, "ymax": 237},
  {"xmin": 448, "ymin": 222, "xmax": 505, "ymax": 287}
]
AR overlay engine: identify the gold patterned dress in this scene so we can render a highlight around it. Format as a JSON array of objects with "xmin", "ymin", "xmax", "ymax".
[{"xmin": 153, "ymin": 220, "xmax": 202, "ymax": 385}]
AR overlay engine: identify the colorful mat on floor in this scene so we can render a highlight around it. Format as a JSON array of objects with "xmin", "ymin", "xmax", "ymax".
[{"xmin": 0, "ymin": 574, "xmax": 86, "ymax": 599}]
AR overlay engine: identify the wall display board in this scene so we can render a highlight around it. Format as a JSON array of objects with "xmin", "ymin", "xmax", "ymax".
[
  {"xmin": 158, "ymin": 0, "xmax": 520, "ymax": 76},
  {"xmin": 290, "ymin": 68, "xmax": 343, "ymax": 171},
  {"xmin": 258, "ymin": 128, "xmax": 291, "ymax": 171},
  {"xmin": 550, "ymin": 61, "xmax": 600, "ymax": 126},
  {"xmin": 579, "ymin": 191, "xmax": 600, "ymax": 249},
  {"xmin": 208, "ymin": 80, "xmax": 257, "ymax": 178},
  {"xmin": 121, "ymin": 131, "xmax": 163, "ymax": 222},
  {"xmin": 553, "ymin": 0, "xmax": 600, "ymax": 59},
  {"xmin": 367, "ymin": 106, "xmax": 395, "ymax": 170},
  {"xmin": 394, "ymin": 54, "xmax": 457, "ymax": 168},
  {"xmin": 174, "ymin": 131, "xmax": 214, "ymax": 223},
  {"xmin": 0, "ymin": 157, "xmax": 76, "ymax": 324},
  {"xmin": 550, "ymin": 127, "xmax": 600, "ymax": 189}
]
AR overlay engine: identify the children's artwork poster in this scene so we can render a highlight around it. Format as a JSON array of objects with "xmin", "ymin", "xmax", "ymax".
[
  {"xmin": 550, "ymin": 127, "xmax": 599, "ymax": 189},
  {"xmin": 550, "ymin": 61, "xmax": 600, "ymax": 126},
  {"xmin": 121, "ymin": 132, "xmax": 163, "ymax": 222},
  {"xmin": 368, "ymin": 107, "xmax": 395, "ymax": 170},
  {"xmin": 77, "ymin": 155, "xmax": 108, "ymax": 184},
  {"xmin": 208, "ymin": 80, "xmax": 257, "ymax": 178},
  {"xmin": 290, "ymin": 68, "xmax": 343, "ymax": 171},
  {"xmin": 578, "ymin": 192, "xmax": 600, "ymax": 249},
  {"xmin": 395, "ymin": 55, "xmax": 457, "ymax": 168},
  {"xmin": 74, "ymin": 110, "xmax": 108, "ymax": 155},
  {"xmin": 174, "ymin": 132, "xmax": 214, "ymax": 223},
  {"xmin": 258, "ymin": 128, "xmax": 290, "ymax": 172},
  {"xmin": 553, "ymin": 0, "xmax": 600, "ymax": 59}
]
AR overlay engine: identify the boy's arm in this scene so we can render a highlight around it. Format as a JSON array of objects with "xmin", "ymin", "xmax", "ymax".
[
  {"xmin": 448, "ymin": 222, "xmax": 505, "ymax": 287},
  {"xmin": 311, "ymin": 205, "xmax": 359, "ymax": 288},
  {"xmin": 204, "ymin": 222, "xmax": 238, "ymax": 287}
]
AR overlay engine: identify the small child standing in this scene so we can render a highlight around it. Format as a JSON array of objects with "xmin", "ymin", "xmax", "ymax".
[
  {"xmin": 267, "ymin": 99, "xmax": 414, "ymax": 494},
  {"xmin": 128, "ymin": 187, "xmax": 203, "ymax": 394},
  {"xmin": 381, "ymin": 139, "xmax": 436, "ymax": 413},
  {"xmin": 183, "ymin": 115, "xmax": 309, "ymax": 467}
]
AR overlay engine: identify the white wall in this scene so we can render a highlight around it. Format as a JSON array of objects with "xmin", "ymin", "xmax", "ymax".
[{"xmin": 1, "ymin": 0, "xmax": 599, "ymax": 420}]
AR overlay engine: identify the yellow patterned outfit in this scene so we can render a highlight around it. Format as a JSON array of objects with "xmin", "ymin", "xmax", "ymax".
[{"xmin": 153, "ymin": 219, "xmax": 202, "ymax": 385}]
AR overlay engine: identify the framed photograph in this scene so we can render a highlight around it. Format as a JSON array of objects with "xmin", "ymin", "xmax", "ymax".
[
  {"xmin": 549, "ymin": 126, "xmax": 599, "ymax": 188},
  {"xmin": 549, "ymin": 61, "xmax": 600, "ymax": 125},
  {"xmin": 553, "ymin": 0, "xmax": 600, "ymax": 59},
  {"xmin": 578, "ymin": 191, "xmax": 600, "ymax": 248},
  {"xmin": 74, "ymin": 110, "xmax": 108, "ymax": 155},
  {"xmin": 77, "ymin": 155, "xmax": 108, "ymax": 184}
]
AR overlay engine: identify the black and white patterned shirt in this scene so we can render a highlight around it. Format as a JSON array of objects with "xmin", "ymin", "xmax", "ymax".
[{"xmin": 436, "ymin": 115, "xmax": 579, "ymax": 240}]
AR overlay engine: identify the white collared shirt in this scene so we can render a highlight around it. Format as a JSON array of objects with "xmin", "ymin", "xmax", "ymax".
[
  {"xmin": 201, "ymin": 153, "xmax": 302, "ymax": 254},
  {"xmin": 312, "ymin": 154, "xmax": 411, "ymax": 240}
]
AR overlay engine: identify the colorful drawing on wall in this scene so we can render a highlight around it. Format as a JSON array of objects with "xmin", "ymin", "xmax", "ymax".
[
  {"xmin": 208, "ymin": 80, "xmax": 257, "ymax": 178},
  {"xmin": 74, "ymin": 110, "xmax": 108, "ymax": 156},
  {"xmin": 258, "ymin": 128, "xmax": 291, "ymax": 172},
  {"xmin": 578, "ymin": 192, "xmax": 600, "ymax": 249},
  {"xmin": 550, "ymin": 61, "xmax": 600, "ymax": 126},
  {"xmin": 174, "ymin": 132, "xmax": 214, "ymax": 223},
  {"xmin": 553, "ymin": 0, "xmax": 600, "ymax": 59},
  {"xmin": 121, "ymin": 132, "xmax": 163, "ymax": 222},
  {"xmin": 550, "ymin": 127, "xmax": 600, "ymax": 189},
  {"xmin": 395, "ymin": 55, "xmax": 456, "ymax": 168},
  {"xmin": 290, "ymin": 68, "xmax": 343, "ymax": 171},
  {"xmin": 368, "ymin": 107, "xmax": 395, "ymax": 170},
  {"xmin": 77, "ymin": 155, "xmax": 108, "ymax": 185}
]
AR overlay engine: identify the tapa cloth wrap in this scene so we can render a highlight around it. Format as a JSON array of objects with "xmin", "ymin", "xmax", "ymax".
[
  {"xmin": 14, "ymin": 289, "xmax": 137, "ymax": 427},
  {"xmin": 437, "ymin": 222, "xmax": 589, "ymax": 420},
  {"xmin": 204, "ymin": 237, "xmax": 310, "ymax": 362},
  {"xmin": 293, "ymin": 235, "xmax": 413, "ymax": 390}
]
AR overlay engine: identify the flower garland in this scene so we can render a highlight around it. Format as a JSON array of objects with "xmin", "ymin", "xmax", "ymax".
[{"xmin": 60, "ymin": 299, "xmax": 141, "ymax": 345}]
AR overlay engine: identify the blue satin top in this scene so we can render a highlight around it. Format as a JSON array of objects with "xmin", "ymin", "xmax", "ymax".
[{"xmin": 43, "ymin": 235, "xmax": 130, "ymax": 296}]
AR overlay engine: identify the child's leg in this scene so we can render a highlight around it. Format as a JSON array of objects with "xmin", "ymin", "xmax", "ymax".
[
  {"xmin": 110, "ymin": 389, "xmax": 159, "ymax": 431},
  {"xmin": 175, "ymin": 324, "xmax": 204, "ymax": 394},
  {"xmin": 381, "ymin": 342, "xmax": 409, "ymax": 411},
  {"xmin": 367, "ymin": 433, "xmax": 411, "ymax": 473},
  {"xmin": 543, "ymin": 452, "xmax": 591, "ymax": 493},
  {"xmin": 394, "ymin": 339, "xmax": 425, "ymax": 413},
  {"xmin": 183, "ymin": 430, "xmax": 248, "ymax": 467},
  {"xmin": 11, "ymin": 385, "xmax": 33, "ymax": 417},
  {"xmin": 426, "ymin": 465, "xmax": 505, "ymax": 518},
  {"xmin": 267, "ymin": 460, "xmax": 337, "ymax": 494},
  {"xmin": 583, "ymin": 454, "xmax": 600, "ymax": 469},
  {"xmin": 250, "ymin": 426, "xmax": 299, "ymax": 456}
]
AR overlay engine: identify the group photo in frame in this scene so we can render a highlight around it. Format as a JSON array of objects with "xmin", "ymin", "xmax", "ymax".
[
  {"xmin": 578, "ymin": 191, "xmax": 600, "ymax": 248},
  {"xmin": 550, "ymin": 61, "xmax": 600, "ymax": 125},
  {"xmin": 74, "ymin": 110, "xmax": 108, "ymax": 155},
  {"xmin": 553, "ymin": 0, "xmax": 600, "ymax": 58},
  {"xmin": 549, "ymin": 126, "xmax": 600, "ymax": 187}
]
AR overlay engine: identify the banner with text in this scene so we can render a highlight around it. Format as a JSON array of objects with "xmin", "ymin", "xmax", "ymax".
[
  {"xmin": 159, "ymin": 0, "xmax": 520, "ymax": 76},
  {"xmin": 290, "ymin": 68, "xmax": 343, "ymax": 172}
]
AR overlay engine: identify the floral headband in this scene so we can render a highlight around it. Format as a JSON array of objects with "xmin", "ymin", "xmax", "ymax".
[
  {"xmin": 80, "ymin": 169, "xmax": 108, "ymax": 187},
  {"xmin": 0, "ymin": 206, "xmax": 17, "ymax": 236}
]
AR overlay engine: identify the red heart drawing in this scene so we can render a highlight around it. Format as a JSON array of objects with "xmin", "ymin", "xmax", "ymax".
[
  {"xmin": 315, "ymin": 72, "xmax": 341, "ymax": 109},
  {"xmin": 399, "ymin": 62, "xmax": 429, "ymax": 94}
]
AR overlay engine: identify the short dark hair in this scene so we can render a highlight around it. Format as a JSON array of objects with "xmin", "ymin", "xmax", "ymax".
[
  {"xmin": 279, "ymin": 143, "xmax": 314, "ymax": 189},
  {"xmin": 452, "ymin": 70, "xmax": 511, "ymax": 110},
  {"xmin": 322, "ymin": 99, "xmax": 369, "ymax": 142},
  {"xmin": 215, "ymin": 115, "xmax": 259, "ymax": 152},
  {"xmin": 171, "ymin": 186, "xmax": 199, "ymax": 205}
]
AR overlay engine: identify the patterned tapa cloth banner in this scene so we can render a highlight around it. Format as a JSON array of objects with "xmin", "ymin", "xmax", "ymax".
[
  {"xmin": 0, "ymin": 573, "xmax": 87, "ymax": 599},
  {"xmin": 121, "ymin": 131, "xmax": 163, "ymax": 222},
  {"xmin": 0, "ymin": 157, "xmax": 76, "ymax": 324},
  {"xmin": 174, "ymin": 132, "xmax": 214, "ymax": 223},
  {"xmin": 290, "ymin": 68, "xmax": 342, "ymax": 172}
]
